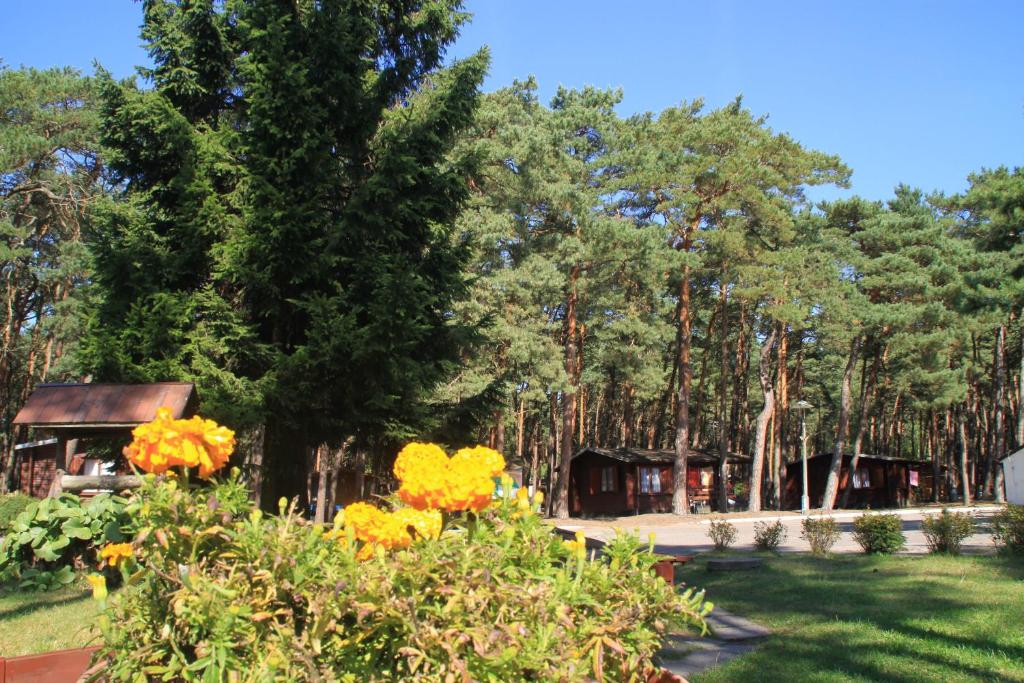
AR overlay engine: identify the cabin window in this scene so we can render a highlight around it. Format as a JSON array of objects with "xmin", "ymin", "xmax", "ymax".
[
  {"xmin": 640, "ymin": 466, "xmax": 662, "ymax": 494},
  {"xmin": 600, "ymin": 466, "xmax": 616, "ymax": 492},
  {"xmin": 852, "ymin": 466, "xmax": 871, "ymax": 489}
]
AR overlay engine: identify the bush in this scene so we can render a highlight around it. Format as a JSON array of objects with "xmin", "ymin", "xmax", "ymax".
[
  {"xmin": 707, "ymin": 520, "xmax": 738, "ymax": 551},
  {"xmin": 852, "ymin": 513, "xmax": 906, "ymax": 554},
  {"xmin": 0, "ymin": 493, "xmax": 35, "ymax": 532},
  {"xmin": 753, "ymin": 520, "xmax": 787, "ymax": 551},
  {"xmin": 801, "ymin": 517, "xmax": 841, "ymax": 556},
  {"xmin": 0, "ymin": 493, "xmax": 130, "ymax": 590},
  {"xmin": 93, "ymin": 473, "xmax": 710, "ymax": 682},
  {"xmin": 921, "ymin": 509, "xmax": 974, "ymax": 554},
  {"xmin": 991, "ymin": 504, "xmax": 1024, "ymax": 553}
]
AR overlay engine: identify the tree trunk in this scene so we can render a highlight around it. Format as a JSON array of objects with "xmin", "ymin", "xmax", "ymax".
[
  {"xmin": 554, "ymin": 265, "xmax": 580, "ymax": 519},
  {"xmin": 1, "ymin": 434, "xmax": 19, "ymax": 494},
  {"xmin": 716, "ymin": 274, "xmax": 730, "ymax": 511},
  {"xmin": 621, "ymin": 383, "xmax": 635, "ymax": 448},
  {"xmin": 840, "ymin": 342, "xmax": 882, "ymax": 508},
  {"xmin": 672, "ymin": 223, "xmax": 697, "ymax": 516},
  {"xmin": 1018, "ymin": 309, "xmax": 1024, "ymax": 448},
  {"xmin": 747, "ymin": 324, "xmax": 778, "ymax": 512},
  {"xmin": 771, "ymin": 324, "xmax": 788, "ymax": 509},
  {"xmin": 993, "ymin": 324, "xmax": 1007, "ymax": 502},
  {"xmin": 731, "ymin": 305, "xmax": 751, "ymax": 454},
  {"xmin": 529, "ymin": 421, "xmax": 541, "ymax": 493},
  {"xmin": 958, "ymin": 405, "xmax": 971, "ymax": 505},
  {"xmin": 822, "ymin": 335, "xmax": 862, "ymax": 510},
  {"xmin": 314, "ymin": 445, "xmax": 331, "ymax": 524}
]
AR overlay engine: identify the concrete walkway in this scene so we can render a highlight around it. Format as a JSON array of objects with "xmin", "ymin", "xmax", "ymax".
[
  {"xmin": 659, "ymin": 607, "xmax": 770, "ymax": 679},
  {"xmin": 560, "ymin": 506, "xmax": 1002, "ymax": 556}
]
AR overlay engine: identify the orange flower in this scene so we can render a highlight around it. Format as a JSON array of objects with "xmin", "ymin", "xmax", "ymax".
[
  {"xmin": 123, "ymin": 407, "xmax": 235, "ymax": 478},
  {"xmin": 99, "ymin": 542, "xmax": 134, "ymax": 568}
]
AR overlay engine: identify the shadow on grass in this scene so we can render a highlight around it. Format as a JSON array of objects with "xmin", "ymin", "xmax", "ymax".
[
  {"xmin": 0, "ymin": 589, "xmax": 90, "ymax": 623},
  {"xmin": 682, "ymin": 554, "xmax": 1024, "ymax": 683}
]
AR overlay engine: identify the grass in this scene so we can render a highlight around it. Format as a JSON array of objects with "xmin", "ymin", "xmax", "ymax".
[
  {"xmin": 0, "ymin": 579, "xmax": 101, "ymax": 658},
  {"xmin": 681, "ymin": 552, "xmax": 1024, "ymax": 683}
]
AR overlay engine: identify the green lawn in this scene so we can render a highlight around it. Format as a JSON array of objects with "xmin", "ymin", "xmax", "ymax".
[
  {"xmin": 0, "ymin": 580, "xmax": 100, "ymax": 658},
  {"xmin": 682, "ymin": 553, "xmax": 1024, "ymax": 683}
]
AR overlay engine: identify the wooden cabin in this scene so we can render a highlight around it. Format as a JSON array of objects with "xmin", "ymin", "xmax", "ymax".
[
  {"xmin": 7, "ymin": 382, "xmax": 197, "ymax": 497},
  {"xmin": 569, "ymin": 446, "xmax": 751, "ymax": 517},
  {"xmin": 784, "ymin": 452, "xmax": 925, "ymax": 510}
]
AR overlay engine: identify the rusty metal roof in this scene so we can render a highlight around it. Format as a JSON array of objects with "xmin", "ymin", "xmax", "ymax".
[
  {"xmin": 574, "ymin": 446, "xmax": 751, "ymax": 465},
  {"xmin": 13, "ymin": 383, "xmax": 197, "ymax": 429}
]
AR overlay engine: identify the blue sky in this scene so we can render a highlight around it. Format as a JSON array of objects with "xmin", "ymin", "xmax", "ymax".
[{"xmin": 4, "ymin": 1, "xmax": 1021, "ymax": 202}]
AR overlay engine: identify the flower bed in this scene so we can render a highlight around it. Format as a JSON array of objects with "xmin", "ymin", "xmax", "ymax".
[{"xmin": 84, "ymin": 413, "xmax": 709, "ymax": 681}]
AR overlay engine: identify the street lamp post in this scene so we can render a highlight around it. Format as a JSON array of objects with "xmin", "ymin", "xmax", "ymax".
[{"xmin": 795, "ymin": 400, "xmax": 814, "ymax": 513}]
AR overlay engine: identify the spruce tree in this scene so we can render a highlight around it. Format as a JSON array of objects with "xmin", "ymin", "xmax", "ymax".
[{"xmin": 82, "ymin": 0, "xmax": 487, "ymax": 504}]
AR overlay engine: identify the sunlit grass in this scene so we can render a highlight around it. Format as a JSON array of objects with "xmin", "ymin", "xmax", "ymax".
[
  {"xmin": 0, "ymin": 579, "xmax": 100, "ymax": 657},
  {"xmin": 684, "ymin": 553, "xmax": 1024, "ymax": 683}
]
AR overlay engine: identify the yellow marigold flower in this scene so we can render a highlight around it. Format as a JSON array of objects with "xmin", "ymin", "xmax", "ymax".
[
  {"xmin": 355, "ymin": 543, "xmax": 376, "ymax": 561},
  {"xmin": 342, "ymin": 502, "xmax": 385, "ymax": 543},
  {"xmin": 516, "ymin": 487, "xmax": 529, "ymax": 502},
  {"xmin": 444, "ymin": 456, "xmax": 495, "ymax": 512},
  {"xmin": 451, "ymin": 446, "xmax": 506, "ymax": 479},
  {"xmin": 86, "ymin": 573, "xmax": 107, "ymax": 601},
  {"xmin": 393, "ymin": 442, "xmax": 449, "ymax": 481},
  {"xmin": 392, "ymin": 507, "xmax": 442, "ymax": 540},
  {"xmin": 533, "ymin": 490, "xmax": 544, "ymax": 506},
  {"xmin": 99, "ymin": 542, "xmax": 134, "ymax": 568},
  {"xmin": 392, "ymin": 442, "xmax": 505, "ymax": 513}
]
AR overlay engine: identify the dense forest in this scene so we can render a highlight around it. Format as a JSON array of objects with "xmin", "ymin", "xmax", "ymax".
[{"xmin": 1, "ymin": 1, "xmax": 1021, "ymax": 518}]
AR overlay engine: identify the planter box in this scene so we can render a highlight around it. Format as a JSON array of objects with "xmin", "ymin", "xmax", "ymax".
[{"xmin": 0, "ymin": 646, "xmax": 98, "ymax": 683}]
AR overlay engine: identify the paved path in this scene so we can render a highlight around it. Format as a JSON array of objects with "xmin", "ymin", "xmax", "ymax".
[
  {"xmin": 559, "ymin": 506, "xmax": 1002, "ymax": 556},
  {"xmin": 659, "ymin": 607, "xmax": 769, "ymax": 679}
]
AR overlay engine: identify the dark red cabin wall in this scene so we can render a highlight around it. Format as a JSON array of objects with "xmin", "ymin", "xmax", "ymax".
[{"xmin": 16, "ymin": 443, "xmax": 59, "ymax": 498}]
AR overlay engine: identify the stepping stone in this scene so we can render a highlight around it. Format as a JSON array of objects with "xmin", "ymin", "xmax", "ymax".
[
  {"xmin": 660, "ymin": 639, "xmax": 757, "ymax": 679},
  {"xmin": 706, "ymin": 556, "xmax": 763, "ymax": 572},
  {"xmin": 704, "ymin": 607, "xmax": 771, "ymax": 641}
]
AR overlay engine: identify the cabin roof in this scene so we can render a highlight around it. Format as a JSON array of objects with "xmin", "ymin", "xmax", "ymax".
[
  {"xmin": 13, "ymin": 382, "xmax": 197, "ymax": 431},
  {"xmin": 804, "ymin": 452, "xmax": 925, "ymax": 466},
  {"xmin": 574, "ymin": 446, "xmax": 751, "ymax": 465}
]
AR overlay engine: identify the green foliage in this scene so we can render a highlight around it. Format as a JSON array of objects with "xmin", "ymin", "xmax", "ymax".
[
  {"xmin": 707, "ymin": 520, "xmax": 738, "ymax": 551},
  {"xmin": 851, "ymin": 513, "xmax": 906, "ymax": 554},
  {"xmin": 0, "ymin": 493, "xmax": 129, "ymax": 590},
  {"xmin": 990, "ymin": 504, "xmax": 1024, "ymax": 553},
  {"xmin": 0, "ymin": 492, "xmax": 35, "ymax": 531},
  {"xmin": 920, "ymin": 509, "xmax": 974, "ymax": 554},
  {"xmin": 0, "ymin": 65, "xmax": 102, "ymax": 491},
  {"xmin": 753, "ymin": 520, "xmax": 787, "ymax": 552},
  {"xmin": 800, "ymin": 517, "xmax": 841, "ymax": 556},
  {"xmin": 83, "ymin": 1, "xmax": 489, "ymax": 500},
  {"xmin": 96, "ymin": 474, "xmax": 708, "ymax": 681}
]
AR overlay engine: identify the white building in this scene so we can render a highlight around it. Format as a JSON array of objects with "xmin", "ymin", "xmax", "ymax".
[{"xmin": 1004, "ymin": 448, "xmax": 1024, "ymax": 505}]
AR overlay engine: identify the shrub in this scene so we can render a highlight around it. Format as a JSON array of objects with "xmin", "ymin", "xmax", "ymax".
[
  {"xmin": 93, "ymin": 473, "xmax": 710, "ymax": 682},
  {"xmin": 921, "ymin": 508, "xmax": 974, "ymax": 554},
  {"xmin": 991, "ymin": 504, "xmax": 1024, "ymax": 553},
  {"xmin": 0, "ymin": 493, "xmax": 130, "ymax": 590},
  {"xmin": 91, "ymin": 421, "xmax": 710, "ymax": 682},
  {"xmin": 801, "ymin": 517, "xmax": 841, "ymax": 556},
  {"xmin": 707, "ymin": 520, "xmax": 738, "ymax": 551},
  {"xmin": 0, "ymin": 493, "xmax": 35, "ymax": 532},
  {"xmin": 852, "ymin": 513, "xmax": 906, "ymax": 554},
  {"xmin": 753, "ymin": 520, "xmax": 787, "ymax": 551}
]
